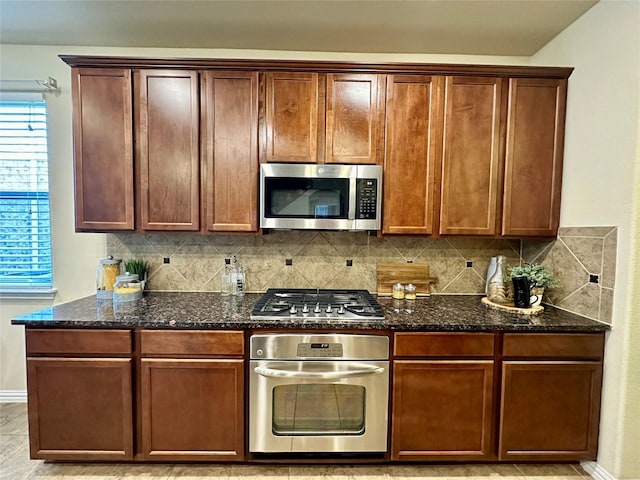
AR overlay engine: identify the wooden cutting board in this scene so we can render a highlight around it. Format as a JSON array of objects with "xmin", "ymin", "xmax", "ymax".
[{"xmin": 376, "ymin": 262, "xmax": 436, "ymax": 296}]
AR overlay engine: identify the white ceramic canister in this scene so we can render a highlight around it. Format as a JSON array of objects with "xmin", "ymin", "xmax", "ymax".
[{"xmin": 485, "ymin": 257, "xmax": 498, "ymax": 295}]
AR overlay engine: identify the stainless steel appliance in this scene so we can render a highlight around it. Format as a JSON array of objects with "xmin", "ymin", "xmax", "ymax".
[
  {"xmin": 260, "ymin": 163, "xmax": 382, "ymax": 231},
  {"xmin": 250, "ymin": 288, "xmax": 385, "ymax": 322},
  {"xmin": 249, "ymin": 333, "xmax": 389, "ymax": 453}
]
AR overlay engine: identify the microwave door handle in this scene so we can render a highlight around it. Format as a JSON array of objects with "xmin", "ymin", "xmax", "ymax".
[
  {"xmin": 348, "ymin": 178, "xmax": 356, "ymax": 220},
  {"xmin": 254, "ymin": 364, "xmax": 384, "ymax": 380}
]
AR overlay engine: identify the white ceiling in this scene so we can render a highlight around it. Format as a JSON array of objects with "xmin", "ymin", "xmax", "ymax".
[{"xmin": 0, "ymin": 0, "xmax": 598, "ymax": 56}]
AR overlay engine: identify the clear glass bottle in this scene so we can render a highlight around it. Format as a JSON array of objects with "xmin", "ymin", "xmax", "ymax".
[
  {"xmin": 221, "ymin": 258, "xmax": 233, "ymax": 296},
  {"xmin": 487, "ymin": 255, "xmax": 509, "ymax": 304},
  {"xmin": 230, "ymin": 256, "xmax": 239, "ymax": 296},
  {"xmin": 236, "ymin": 263, "xmax": 245, "ymax": 297}
]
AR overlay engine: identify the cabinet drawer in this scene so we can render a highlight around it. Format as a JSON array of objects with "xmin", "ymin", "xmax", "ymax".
[
  {"xmin": 502, "ymin": 333, "xmax": 604, "ymax": 359},
  {"xmin": 26, "ymin": 329, "xmax": 132, "ymax": 355},
  {"xmin": 394, "ymin": 332, "xmax": 495, "ymax": 357},
  {"xmin": 141, "ymin": 330, "xmax": 244, "ymax": 356}
]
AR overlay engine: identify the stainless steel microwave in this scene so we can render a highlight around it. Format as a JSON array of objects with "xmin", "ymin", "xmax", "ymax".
[{"xmin": 260, "ymin": 163, "xmax": 382, "ymax": 231}]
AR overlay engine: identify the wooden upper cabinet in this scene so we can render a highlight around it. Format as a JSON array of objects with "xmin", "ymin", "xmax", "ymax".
[
  {"xmin": 502, "ymin": 78, "xmax": 567, "ymax": 236},
  {"xmin": 383, "ymin": 75, "xmax": 443, "ymax": 234},
  {"xmin": 439, "ymin": 76, "xmax": 504, "ymax": 235},
  {"xmin": 265, "ymin": 72, "xmax": 319, "ymax": 163},
  {"xmin": 72, "ymin": 68, "xmax": 134, "ymax": 231},
  {"xmin": 326, "ymin": 73, "xmax": 380, "ymax": 164},
  {"xmin": 202, "ymin": 71, "xmax": 259, "ymax": 232},
  {"xmin": 135, "ymin": 70, "xmax": 200, "ymax": 231}
]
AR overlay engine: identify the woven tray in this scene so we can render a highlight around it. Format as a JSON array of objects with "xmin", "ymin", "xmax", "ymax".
[{"xmin": 481, "ymin": 297, "xmax": 544, "ymax": 315}]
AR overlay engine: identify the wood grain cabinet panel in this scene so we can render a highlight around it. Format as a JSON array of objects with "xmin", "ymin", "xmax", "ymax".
[
  {"xmin": 26, "ymin": 329, "xmax": 131, "ymax": 355},
  {"xmin": 326, "ymin": 73, "xmax": 380, "ymax": 164},
  {"xmin": 202, "ymin": 71, "xmax": 259, "ymax": 232},
  {"xmin": 503, "ymin": 332, "xmax": 604, "ymax": 359},
  {"xmin": 439, "ymin": 76, "xmax": 504, "ymax": 235},
  {"xmin": 141, "ymin": 330, "xmax": 244, "ymax": 356},
  {"xmin": 502, "ymin": 78, "xmax": 567, "ymax": 236},
  {"xmin": 392, "ymin": 360, "xmax": 494, "ymax": 461},
  {"xmin": 140, "ymin": 358, "xmax": 244, "ymax": 461},
  {"xmin": 499, "ymin": 361, "xmax": 602, "ymax": 461},
  {"xmin": 383, "ymin": 75, "xmax": 443, "ymax": 234},
  {"xmin": 394, "ymin": 332, "xmax": 494, "ymax": 358},
  {"xmin": 72, "ymin": 68, "xmax": 134, "ymax": 231},
  {"xmin": 265, "ymin": 72, "xmax": 319, "ymax": 163},
  {"xmin": 135, "ymin": 70, "xmax": 200, "ymax": 230},
  {"xmin": 26, "ymin": 357, "xmax": 133, "ymax": 460}
]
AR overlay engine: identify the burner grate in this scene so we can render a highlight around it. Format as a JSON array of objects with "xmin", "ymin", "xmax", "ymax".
[{"xmin": 251, "ymin": 288, "xmax": 384, "ymax": 321}]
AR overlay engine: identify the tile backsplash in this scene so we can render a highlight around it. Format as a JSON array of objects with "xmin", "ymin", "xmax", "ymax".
[
  {"xmin": 523, "ymin": 226, "xmax": 617, "ymax": 324},
  {"xmin": 108, "ymin": 226, "xmax": 616, "ymax": 323}
]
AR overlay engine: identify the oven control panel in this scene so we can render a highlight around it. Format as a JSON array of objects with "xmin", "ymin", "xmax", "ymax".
[
  {"xmin": 250, "ymin": 333, "xmax": 389, "ymax": 360},
  {"xmin": 297, "ymin": 342, "xmax": 343, "ymax": 358}
]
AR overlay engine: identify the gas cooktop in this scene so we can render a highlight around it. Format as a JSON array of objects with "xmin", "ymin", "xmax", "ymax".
[{"xmin": 250, "ymin": 288, "xmax": 385, "ymax": 321}]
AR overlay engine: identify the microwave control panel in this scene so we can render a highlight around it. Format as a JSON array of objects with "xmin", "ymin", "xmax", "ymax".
[{"xmin": 355, "ymin": 178, "xmax": 378, "ymax": 219}]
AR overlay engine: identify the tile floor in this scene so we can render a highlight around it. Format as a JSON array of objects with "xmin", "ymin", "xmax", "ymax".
[{"xmin": 1, "ymin": 403, "xmax": 593, "ymax": 480}]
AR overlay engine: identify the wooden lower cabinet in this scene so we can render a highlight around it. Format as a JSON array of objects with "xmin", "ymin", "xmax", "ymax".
[
  {"xmin": 139, "ymin": 358, "xmax": 244, "ymax": 461},
  {"xmin": 138, "ymin": 330, "xmax": 245, "ymax": 461},
  {"xmin": 392, "ymin": 360, "xmax": 494, "ymax": 461},
  {"xmin": 391, "ymin": 332, "xmax": 496, "ymax": 461},
  {"xmin": 498, "ymin": 332, "xmax": 604, "ymax": 461},
  {"xmin": 26, "ymin": 357, "xmax": 133, "ymax": 460}
]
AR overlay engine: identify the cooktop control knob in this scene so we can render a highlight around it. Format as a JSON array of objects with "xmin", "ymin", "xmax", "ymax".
[
  {"xmin": 338, "ymin": 304, "xmax": 345, "ymax": 314},
  {"xmin": 314, "ymin": 303, "xmax": 321, "ymax": 313},
  {"xmin": 302, "ymin": 304, "xmax": 309, "ymax": 313},
  {"xmin": 289, "ymin": 305, "xmax": 297, "ymax": 314},
  {"xmin": 326, "ymin": 304, "xmax": 333, "ymax": 313}
]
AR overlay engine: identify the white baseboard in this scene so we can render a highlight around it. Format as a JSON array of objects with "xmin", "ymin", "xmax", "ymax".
[
  {"xmin": 582, "ymin": 461, "xmax": 617, "ymax": 480},
  {"xmin": 0, "ymin": 390, "xmax": 27, "ymax": 403}
]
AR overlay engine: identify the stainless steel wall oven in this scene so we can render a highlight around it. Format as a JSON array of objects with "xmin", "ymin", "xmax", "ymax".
[{"xmin": 249, "ymin": 333, "xmax": 389, "ymax": 453}]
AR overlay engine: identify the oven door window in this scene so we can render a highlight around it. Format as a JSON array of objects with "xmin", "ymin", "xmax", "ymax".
[
  {"xmin": 272, "ymin": 384, "xmax": 365, "ymax": 435},
  {"xmin": 264, "ymin": 177, "xmax": 349, "ymax": 219}
]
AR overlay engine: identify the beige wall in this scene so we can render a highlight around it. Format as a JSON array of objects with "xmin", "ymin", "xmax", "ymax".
[{"xmin": 531, "ymin": 0, "xmax": 640, "ymax": 478}]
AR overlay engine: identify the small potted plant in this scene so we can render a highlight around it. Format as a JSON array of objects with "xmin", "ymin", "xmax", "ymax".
[
  {"xmin": 509, "ymin": 263, "xmax": 558, "ymax": 306},
  {"xmin": 124, "ymin": 258, "xmax": 150, "ymax": 291}
]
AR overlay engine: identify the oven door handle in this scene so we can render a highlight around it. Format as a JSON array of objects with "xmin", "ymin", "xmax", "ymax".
[{"xmin": 254, "ymin": 364, "xmax": 385, "ymax": 380}]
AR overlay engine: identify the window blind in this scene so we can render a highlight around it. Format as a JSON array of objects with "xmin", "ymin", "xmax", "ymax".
[{"xmin": 0, "ymin": 100, "xmax": 53, "ymax": 287}]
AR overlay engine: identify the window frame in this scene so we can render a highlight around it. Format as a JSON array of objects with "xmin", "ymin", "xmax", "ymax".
[{"xmin": 0, "ymin": 95, "xmax": 56, "ymax": 299}]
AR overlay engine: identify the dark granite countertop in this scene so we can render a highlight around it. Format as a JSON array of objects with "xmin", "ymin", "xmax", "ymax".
[{"xmin": 11, "ymin": 292, "xmax": 609, "ymax": 332}]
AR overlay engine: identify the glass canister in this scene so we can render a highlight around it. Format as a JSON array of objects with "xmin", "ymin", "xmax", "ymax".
[
  {"xmin": 404, "ymin": 283, "xmax": 416, "ymax": 313},
  {"xmin": 113, "ymin": 273, "xmax": 142, "ymax": 303},
  {"xmin": 487, "ymin": 255, "xmax": 509, "ymax": 304},
  {"xmin": 96, "ymin": 256, "xmax": 123, "ymax": 300}
]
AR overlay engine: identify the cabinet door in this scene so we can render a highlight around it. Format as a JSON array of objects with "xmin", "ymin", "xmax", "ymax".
[
  {"xmin": 502, "ymin": 78, "xmax": 567, "ymax": 236},
  {"xmin": 140, "ymin": 358, "xmax": 244, "ymax": 461},
  {"xmin": 326, "ymin": 73, "xmax": 380, "ymax": 164},
  {"xmin": 392, "ymin": 360, "xmax": 494, "ymax": 461},
  {"xmin": 383, "ymin": 75, "xmax": 443, "ymax": 234},
  {"xmin": 439, "ymin": 76, "xmax": 504, "ymax": 235},
  {"xmin": 202, "ymin": 71, "xmax": 258, "ymax": 232},
  {"xmin": 499, "ymin": 361, "xmax": 602, "ymax": 461},
  {"xmin": 265, "ymin": 72, "xmax": 319, "ymax": 163},
  {"xmin": 136, "ymin": 70, "xmax": 200, "ymax": 230},
  {"xmin": 26, "ymin": 357, "xmax": 133, "ymax": 460},
  {"xmin": 72, "ymin": 68, "xmax": 134, "ymax": 231}
]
